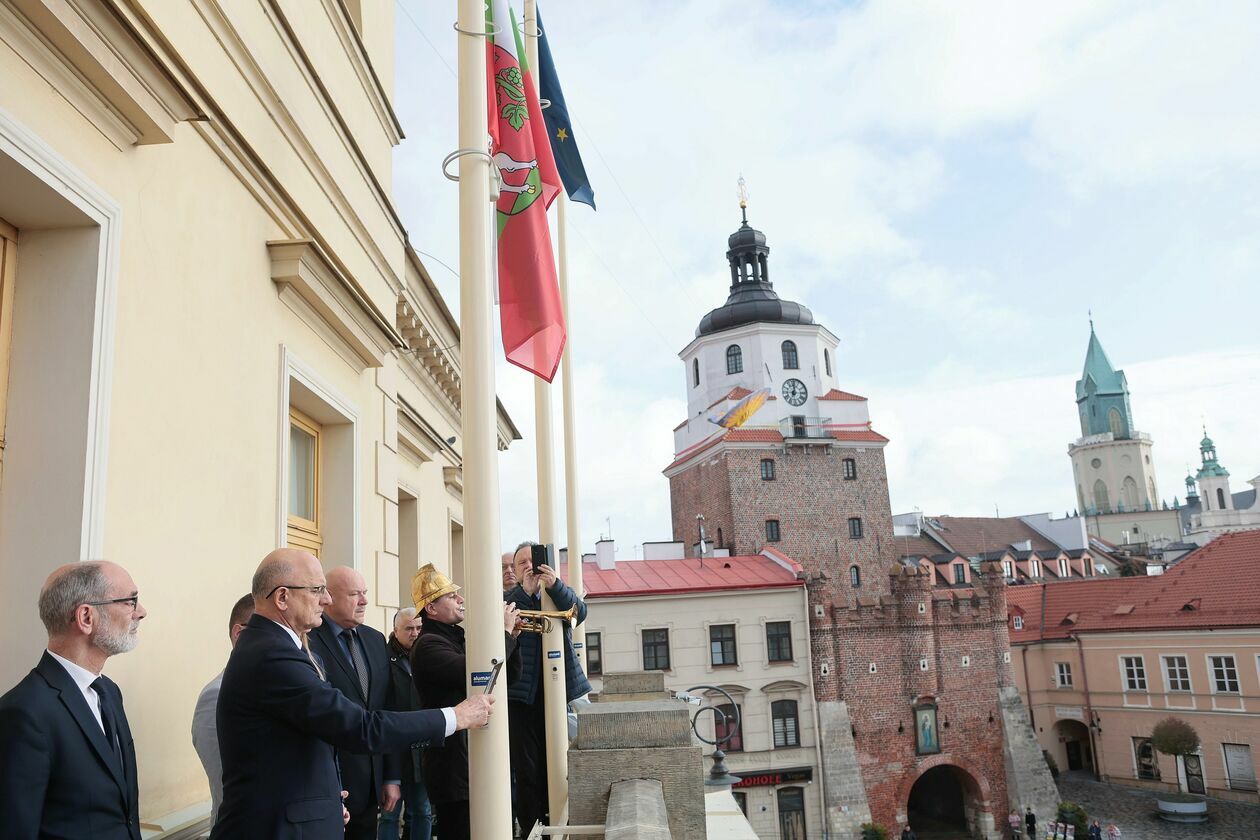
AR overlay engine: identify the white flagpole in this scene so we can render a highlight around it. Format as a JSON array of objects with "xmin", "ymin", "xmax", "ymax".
[
  {"xmin": 524, "ymin": 0, "xmax": 570, "ymax": 831},
  {"xmin": 558, "ymin": 192, "xmax": 586, "ymax": 672},
  {"xmin": 457, "ymin": 0, "xmax": 512, "ymax": 836}
]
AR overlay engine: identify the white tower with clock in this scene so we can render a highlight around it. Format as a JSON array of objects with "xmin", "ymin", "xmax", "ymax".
[{"xmin": 672, "ymin": 199, "xmax": 873, "ymax": 455}]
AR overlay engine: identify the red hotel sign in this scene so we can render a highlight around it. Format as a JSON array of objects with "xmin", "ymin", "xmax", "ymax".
[{"xmin": 732, "ymin": 766, "xmax": 813, "ymax": 789}]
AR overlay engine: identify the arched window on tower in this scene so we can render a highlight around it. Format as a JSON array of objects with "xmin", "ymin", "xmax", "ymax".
[
  {"xmin": 782, "ymin": 340, "xmax": 799, "ymax": 370},
  {"xmin": 1093, "ymin": 479, "xmax": 1110, "ymax": 514},
  {"xmin": 1108, "ymin": 408, "xmax": 1124, "ymax": 437},
  {"xmin": 726, "ymin": 344, "xmax": 743, "ymax": 375},
  {"xmin": 1217, "ymin": 488, "xmax": 1227, "ymax": 509},
  {"xmin": 693, "ymin": 358, "xmax": 700, "ymax": 388},
  {"xmin": 823, "ymin": 348, "xmax": 831, "ymax": 377},
  {"xmin": 1122, "ymin": 476, "xmax": 1140, "ymax": 511},
  {"xmin": 849, "ymin": 565, "xmax": 861, "ymax": 587}
]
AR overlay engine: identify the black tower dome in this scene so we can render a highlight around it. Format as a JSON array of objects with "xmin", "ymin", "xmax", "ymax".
[{"xmin": 695, "ymin": 208, "xmax": 814, "ymax": 337}]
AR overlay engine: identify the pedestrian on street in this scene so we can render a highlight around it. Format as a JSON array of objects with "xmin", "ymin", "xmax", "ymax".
[
  {"xmin": 1009, "ymin": 809, "xmax": 1022, "ymax": 838},
  {"xmin": 900, "ymin": 825, "xmax": 917, "ymax": 840},
  {"xmin": 1105, "ymin": 823, "xmax": 1120, "ymax": 840},
  {"xmin": 1087, "ymin": 820, "xmax": 1102, "ymax": 840},
  {"xmin": 1025, "ymin": 806, "xmax": 1037, "ymax": 840}
]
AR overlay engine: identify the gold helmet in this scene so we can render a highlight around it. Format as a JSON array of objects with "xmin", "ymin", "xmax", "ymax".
[{"xmin": 412, "ymin": 563, "xmax": 460, "ymax": 611}]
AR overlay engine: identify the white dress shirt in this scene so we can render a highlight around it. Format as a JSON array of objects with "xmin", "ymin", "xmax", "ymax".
[{"xmin": 46, "ymin": 650, "xmax": 107, "ymax": 735}]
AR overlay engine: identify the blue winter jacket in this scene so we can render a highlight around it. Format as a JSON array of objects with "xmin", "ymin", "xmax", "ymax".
[{"xmin": 505, "ymin": 580, "xmax": 592, "ymax": 705}]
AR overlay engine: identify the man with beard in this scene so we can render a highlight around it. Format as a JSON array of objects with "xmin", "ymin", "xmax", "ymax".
[
  {"xmin": 412, "ymin": 564, "xmax": 522, "ymax": 840},
  {"xmin": 0, "ymin": 561, "xmax": 148, "ymax": 839},
  {"xmin": 380, "ymin": 607, "xmax": 432, "ymax": 840},
  {"xmin": 212, "ymin": 549, "xmax": 494, "ymax": 840}
]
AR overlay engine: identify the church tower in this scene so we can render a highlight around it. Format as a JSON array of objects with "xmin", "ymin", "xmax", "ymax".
[
  {"xmin": 1067, "ymin": 323, "xmax": 1161, "ymax": 514},
  {"xmin": 1194, "ymin": 429, "xmax": 1233, "ymax": 512},
  {"xmin": 665, "ymin": 195, "xmax": 895, "ymax": 598}
]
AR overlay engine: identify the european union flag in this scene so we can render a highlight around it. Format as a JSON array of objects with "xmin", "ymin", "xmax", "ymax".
[{"xmin": 537, "ymin": 7, "xmax": 595, "ymax": 209}]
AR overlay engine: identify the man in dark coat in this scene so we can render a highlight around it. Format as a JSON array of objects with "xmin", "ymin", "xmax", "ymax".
[
  {"xmin": 505, "ymin": 542, "xmax": 592, "ymax": 834},
  {"xmin": 380, "ymin": 607, "xmax": 432, "ymax": 840},
  {"xmin": 212, "ymin": 549, "xmax": 494, "ymax": 840},
  {"xmin": 1025, "ymin": 806, "xmax": 1037, "ymax": 839},
  {"xmin": 308, "ymin": 566, "xmax": 400, "ymax": 840},
  {"xmin": 412, "ymin": 564, "xmax": 521, "ymax": 840},
  {"xmin": 0, "ymin": 561, "xmax": 147, "ymax": 839}
]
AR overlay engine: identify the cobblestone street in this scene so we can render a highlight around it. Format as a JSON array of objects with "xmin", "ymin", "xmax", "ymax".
[{"xmin": 1055, "ymin": 776, "xmax": 1259, "ymax": 840}]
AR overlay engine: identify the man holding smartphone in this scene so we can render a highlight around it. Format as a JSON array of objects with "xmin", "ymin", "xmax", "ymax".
[
  {"xmin": 505, "ymin": 541, "xmax": 592, "ymax": 835},
  {"xmin": 412, "ymin": 564, "xmax": 521, "ymax": 840}
]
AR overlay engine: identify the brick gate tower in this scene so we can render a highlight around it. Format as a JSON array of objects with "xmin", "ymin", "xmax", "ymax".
[{"xmin": 665, "ymin": 201, "xmax": 1058, "ymax": 838}]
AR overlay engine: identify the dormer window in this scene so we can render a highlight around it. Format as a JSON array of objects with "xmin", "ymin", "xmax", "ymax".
[
  {"xmin": 1058, "ymin": 558, "xmax": 1069, "ymax": 577},
  {"xmin": 781, "ymin": 340, "xmax": 799, "ymax": 370},
  {"xmin": 1030, "ymin": 559, "xmax": 1041, "ymax": 577},
  {"xmin": 1013, "ymin": 615, "xmax": 1024, "ymax": 630},
  {"xmin": 726, "ymin": 344, "xmax": 743, "ymax": 375}
]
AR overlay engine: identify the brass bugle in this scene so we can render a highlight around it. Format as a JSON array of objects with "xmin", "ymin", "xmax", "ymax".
[{"xmin": 517, "ymin": 604, "xmax": 579, "ymax": 633}]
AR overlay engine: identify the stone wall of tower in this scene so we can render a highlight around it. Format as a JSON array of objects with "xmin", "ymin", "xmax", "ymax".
[
  {"xmin": 811, "ymin": 564, "xmax": 1018, "ymax": 839},
  {"xmin": 668, "ymin": 450, "xmax": 735, "ymax": 554},
  {"xmin": 730, "ymin": 444, "xmax": 895, "ymax": 597}
]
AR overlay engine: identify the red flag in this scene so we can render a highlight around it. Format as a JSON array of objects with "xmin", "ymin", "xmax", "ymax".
[{"xmin": 487, "ymin": 0, "xmax": 564, "ymax": 381}]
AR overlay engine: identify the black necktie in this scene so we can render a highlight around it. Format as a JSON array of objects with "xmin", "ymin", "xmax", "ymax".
[
  {"xmin": 346, "ymin": 628, "xmax": 370, "ymax": 701},
  {"xmin": 90, "ymin": 677, "xmax": 125, "ymax": 773}
]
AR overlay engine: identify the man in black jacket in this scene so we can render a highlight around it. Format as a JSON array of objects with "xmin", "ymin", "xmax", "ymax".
[
  {"xmin": 212, "ymin": 549, "xmax": 494, "ymax": 840},
  {"xmin": 309, "ymin": 566, "xmax": 399, "ymax": 840},
  {"xmin": 0, "ymin": 561, "xmax": 146, "ymax": 839},
  {"xmin": 381, "ymin": 607, "xmax": 432, "ymax": 840},
  {"xmin": 412, "ymin": 564, "xmax": 521, "ymax": 840}
]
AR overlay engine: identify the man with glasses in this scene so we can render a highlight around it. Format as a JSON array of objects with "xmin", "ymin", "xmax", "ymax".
[
  {"xmin": 0, "ymin": 560, "xmax": 147, "ymax": 839},
  {"xmin": 212, "ymin": 549, "xmax": 494, "ymax": 840},
  {"xmin": 309, "ymin": 566, "xmax": 398, "ymax": 840}
]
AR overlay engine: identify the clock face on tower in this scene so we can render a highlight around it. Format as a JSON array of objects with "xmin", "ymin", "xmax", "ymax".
[{"xmin": 782, "ymin": 378, "xmax": 808, "ymax": 406}]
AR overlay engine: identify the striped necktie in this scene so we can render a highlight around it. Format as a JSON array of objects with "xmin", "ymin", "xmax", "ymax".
[{"xmin": 346, "ymin": 628, "xmax": 370, "ymax": 701}]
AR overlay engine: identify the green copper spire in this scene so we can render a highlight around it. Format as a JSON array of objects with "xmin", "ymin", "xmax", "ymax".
[
  {"xmin": 1074, "ymin": 321, "xmax": 1134, "ymax": 438},
  {"xmin": 1196, "ymin": 425, "xmax": 1229, "ymax": 479}
]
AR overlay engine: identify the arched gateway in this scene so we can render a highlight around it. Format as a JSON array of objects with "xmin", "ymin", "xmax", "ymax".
[{"xmin": 901, "ymin": 759, "xmax": 997, "ymax": 839}]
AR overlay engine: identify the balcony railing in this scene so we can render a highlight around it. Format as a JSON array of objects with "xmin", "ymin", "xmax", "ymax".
[{"xmin": 779, "ymin": 416, "xmax": 832, "ymax": 440}]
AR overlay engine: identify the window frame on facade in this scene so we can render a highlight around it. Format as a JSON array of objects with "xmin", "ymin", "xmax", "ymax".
[
  {"xmin": 761, "ymin": 458, "xmax": 776, "ymax": 481},
  {"xmin": 1208, "ymin": 654, "xmax": 1240, "ymax": 694},
  {"xmin": 1012, "ymin": 615, "xmax": 1024, "ymax": 631},
  {"xmin": 714, "ymin": 702, "xmax": 743, "ymax": 751},
  {"xmin": 842, "ymin": 458, "xmax": 857, "ymax": 480},
  {"xmin": 1133, "ymin": 736, "xmax": 1160, "ymax": 780},
  {"xmin": 709, "ymin": 623, "xmax": 738, "ymax": 667},
  {"xmin": 953, "ymin": 563, "xmax": 966, "ymax": 585},
  {"xmin": 1058, "ymin": 558, "xmax": 1069, "ymax": 577},
  {"xmin": 781, "ymin": 340, "xmax": 799, "ymax": 370},
  {"xmin": 1162, "ymin": 654, "xmax": 1191, "ymax": 693},
  {"xmin": 1055, "ymin": 661, "xmax": 1074, "ymax": 688},
  {"xmin": 726, "ymin": 344, "xmax": 743, "ymax": 375},
  {"xmin": 641, "ymin": 628, "xmax": 671, "ymax": 671},
  {"xmin": 1002, "ymin": 560, "xmax": 1013, "ymax": 578},
  {"xmin": 849, "ymin": 565, "xmax": 861, "ymax": 587},
  {"xmin": 823, "ymin": 348, "xmax": 831, "ymax": 376},
  {"xmin": 586, "ymin": 631, "xmax": 603, "ymax": 676},
  {"xmin": 765, "ymin": 519, "xmax": 781, "ymax": 542},
  {"xmin": 1122, "ymin": 655, "xmax": 1148, "ymax": 691},
  {"xmin": 847, "ymin": 517, "xmax": 863, "ymax": 540},
  {"xmin": 732, "ymin": 791, "xmax": 748, "ymax": 816},
  {"xmin": 766, "ymin": 621, "xmax": 793, "ymax": 662},
  {"xmin": 1223, "ymin": 743, "xmax": 1258, "ymax": 792},
  {"xmin": 771, "ymin": 699, "xmax": 800, "ymax": 748},
  {"xmin": 1029, "ymin": 558, "xmax": 1041, "ymax": 578},
  {"xmin": 287, "ymin": 406, "xmax": 323, "ymax": 557},
  {"xmin": 692, "ymin": 358, "xmax": 699, "ymax": 388}
]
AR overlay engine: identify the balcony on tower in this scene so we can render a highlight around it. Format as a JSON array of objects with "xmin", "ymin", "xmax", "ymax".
[{"xmin": 781, "ymin": 415, "xmax": 833, "ymax": 441}]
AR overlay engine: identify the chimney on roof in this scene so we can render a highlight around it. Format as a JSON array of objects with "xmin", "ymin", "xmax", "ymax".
[{"xmin": 595, "ymin": 539, "xmax": 616, "ymax": 571}]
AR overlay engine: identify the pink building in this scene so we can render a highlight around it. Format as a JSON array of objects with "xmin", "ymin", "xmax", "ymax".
[{"xmin": 1007, "ymin": 530, "xmax": 1260, "ymax": 802}]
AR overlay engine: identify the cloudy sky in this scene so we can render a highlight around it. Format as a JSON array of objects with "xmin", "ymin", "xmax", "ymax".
[{"xmin": 391, "ymin": 0, "xmax": 1260, "ymax": 558}]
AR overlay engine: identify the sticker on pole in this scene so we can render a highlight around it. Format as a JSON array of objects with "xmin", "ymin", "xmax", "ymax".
[
  {"xmin": 547, "ymin": 650, "xmax": 562, "ymax": 659},
  {"xmin": 471, "ymin": 671, "xmax": 492, "ymax": 687}
]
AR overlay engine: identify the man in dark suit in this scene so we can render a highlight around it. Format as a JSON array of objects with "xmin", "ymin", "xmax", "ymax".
[
  {"xmin": 211, "ymin": 549, "xmax": 494, "ymax": 840},
  {"xmin": 308, "ymin": 565, "xmax": 399, "ymax": 840},
  {"xmin": 0, "ymin": 560, "xmax": 147, "ymax": 839}
]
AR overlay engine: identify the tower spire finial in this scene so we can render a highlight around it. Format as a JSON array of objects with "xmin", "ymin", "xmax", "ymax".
[
  {"xmin": 1088, "ymin": 308, "xmax": 1094, "ymax": 332},
  {"xmin": 737, "ymin": 174, "xmax": 749, "ymax": 225}
]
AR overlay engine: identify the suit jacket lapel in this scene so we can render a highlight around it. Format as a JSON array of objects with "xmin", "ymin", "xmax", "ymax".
[
  {"xmin": 36, "ymin": 653, "xmax": 128, "ymax": 797},
  {"xmin": 312, "ymin": 619, "xmax": 364, "ymax": 703}
]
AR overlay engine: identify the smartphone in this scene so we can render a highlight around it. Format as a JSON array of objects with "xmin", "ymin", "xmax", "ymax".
[
  {"xmin": 483, "ymin": 658, "xmax": 504, "ymax": 695},
  {"xmin": 530, "ymin": 543, "xmax": 553, "ymax": 573}
]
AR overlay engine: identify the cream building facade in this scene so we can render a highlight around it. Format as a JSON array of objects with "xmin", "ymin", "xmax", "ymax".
[
  {"xmin": 0, "ymin": 1, "xmax": 514, "ymax": 834},
  {"xmin": 576, "ymin": 539, "xmax": 824, "ymax": 840}
]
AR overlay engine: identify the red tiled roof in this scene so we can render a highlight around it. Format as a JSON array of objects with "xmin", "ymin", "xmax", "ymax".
[
  {"xmin": 1006, "ymin": 530, "xmax": 1260, "ymax": 641},
  {"xmin": 829, "ymin": 429, "xmax": 889, "ymax": 443},
  {"xmin": 927, "ymin": 516, "xmax": 1058, "ymax": 557},
  {"xmin": 818, "ymin": 389, "xmax": 868, "ymax": 401},
  {"xmin": 583, "ymin": 553, "xmax": 804, "ymax": 597},
  {"xmin": 707, "ymin": 386, "xmax": 752, "ymax": 411},
  {"xmin": 725, "ymin": 427, "xmax": 783, "ymax": 442}
]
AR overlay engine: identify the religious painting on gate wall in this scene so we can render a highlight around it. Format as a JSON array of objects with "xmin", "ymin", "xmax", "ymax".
[{"xmin": 914, "ymin": 703, "xmax": 940, "ymax": 755}]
